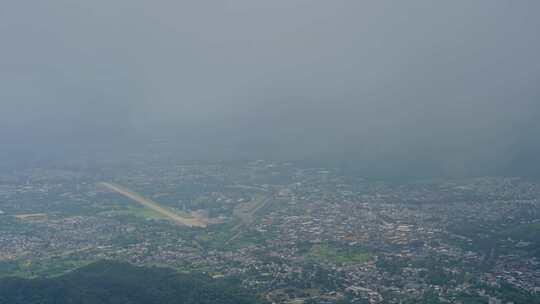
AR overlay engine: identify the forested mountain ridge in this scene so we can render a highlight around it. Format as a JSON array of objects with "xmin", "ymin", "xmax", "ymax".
[{"xmin": 0, "ymin": 260, "xmax": 264, "ymax": 304}]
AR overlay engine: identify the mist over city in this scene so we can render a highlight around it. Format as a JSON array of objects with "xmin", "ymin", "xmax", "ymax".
[{"xmin": 2, "ymin": 0, "xmax": 539, "ymax": 178}]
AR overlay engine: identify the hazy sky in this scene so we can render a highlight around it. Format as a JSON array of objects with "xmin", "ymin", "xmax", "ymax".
[{"xmin": 1, "ymin": 1, "xmax": 539, "ymax": 177}]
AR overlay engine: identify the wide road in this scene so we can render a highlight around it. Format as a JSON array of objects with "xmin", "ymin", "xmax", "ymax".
[
  {"xmin": 228, "ymin": 194, "xmax": 271, "ymax": 243},
  {"xmin": 99, "ymin": 182, "xmax": 207, "ymax": 228}
]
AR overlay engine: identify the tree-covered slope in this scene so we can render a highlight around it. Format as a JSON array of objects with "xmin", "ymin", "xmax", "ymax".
[{"xmin": 0, "ymin": 261, "xmax": 263, "ymax": 304}]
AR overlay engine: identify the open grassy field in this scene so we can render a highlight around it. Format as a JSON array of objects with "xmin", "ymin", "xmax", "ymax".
[
  {"xmin": 101, "ymin": 205, "xmax": 169, "ymax": 220},
  {"xmin": 307, "ymin": 244, "xmax": 371, "ymax": 265}
]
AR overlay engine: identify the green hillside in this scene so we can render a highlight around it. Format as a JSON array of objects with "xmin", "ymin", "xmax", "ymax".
[{"xmin": 0, "ymin": 261, "xmax": 264, "ymax": 304}]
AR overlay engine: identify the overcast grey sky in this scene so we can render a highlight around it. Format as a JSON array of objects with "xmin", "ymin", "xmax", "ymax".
[{"xmin": 1, "ymin": 1, "xmax": 539, "ymax": 177}]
